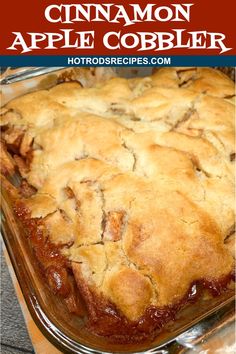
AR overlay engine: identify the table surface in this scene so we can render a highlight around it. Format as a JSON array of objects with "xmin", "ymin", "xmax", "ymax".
[{"xmin": 1, "ymin": 246, "xmax": 34, "ymax": 354}]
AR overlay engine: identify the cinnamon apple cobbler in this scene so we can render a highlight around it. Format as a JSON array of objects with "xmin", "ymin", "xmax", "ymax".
[{"xmin": 1, "ymin": 67, "xmax": 235, "ymax": 342}]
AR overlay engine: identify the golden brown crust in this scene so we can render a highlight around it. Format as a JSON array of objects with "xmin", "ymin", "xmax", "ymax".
[{"xmin": 1, "ymin": 68, "xmax": 235, "ymax": 339}]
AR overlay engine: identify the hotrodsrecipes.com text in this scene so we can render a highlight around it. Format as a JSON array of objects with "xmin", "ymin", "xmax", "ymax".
[{"xmin": 67, "ymin": 56, "xmax": 171, "ymax": 66}]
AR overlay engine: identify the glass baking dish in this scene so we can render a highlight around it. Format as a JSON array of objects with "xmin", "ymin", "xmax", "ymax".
[{"xmin": 1, "ymin": 67, "xmax": 235, "ymax": 354}]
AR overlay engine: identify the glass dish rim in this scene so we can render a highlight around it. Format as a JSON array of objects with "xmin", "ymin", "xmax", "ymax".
[{"xmin": 1, "ymin": 66, "xmax": 235, "ymax": 353}]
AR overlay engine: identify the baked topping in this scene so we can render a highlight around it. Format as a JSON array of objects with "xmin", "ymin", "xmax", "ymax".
[{"xmin": 1, "ymin": 67, "xmax": 235, "ymax": 342}]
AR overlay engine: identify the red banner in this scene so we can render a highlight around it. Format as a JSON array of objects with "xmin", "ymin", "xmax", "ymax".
[{"xmin": 1, "ymin": 0, "xmax": 235, "ymax": 55}]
